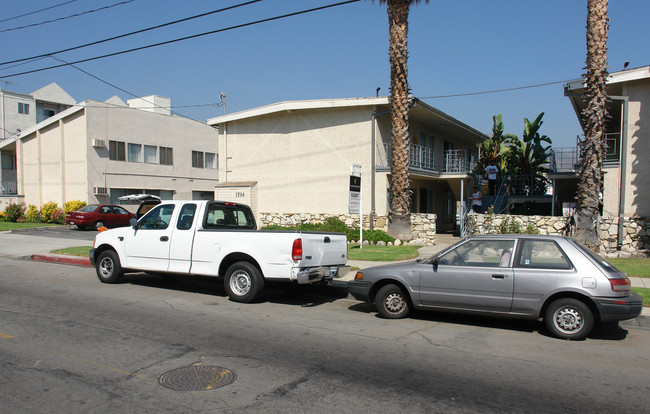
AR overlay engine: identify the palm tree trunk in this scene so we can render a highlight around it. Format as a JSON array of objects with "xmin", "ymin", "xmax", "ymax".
[
  {"xmin": 386, "ymin": 0, "xmax": 412, "ymax": 240},
  {"xmin": 575, "ymin": 0, "xmax": 609, "ymax": 251}
]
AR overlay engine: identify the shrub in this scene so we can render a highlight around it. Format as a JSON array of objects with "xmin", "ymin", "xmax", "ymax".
[
  {"xmin": 64, "ymin": 200, "xmax": 87, "ymax": 213},
  {"xmin": 0, "ymin": 211, "xmax": 6, "ymax": 222},
  {"xmin": 4, "ymin": 202, "xmax": 26, "ymax": 222},
  {"xmin": 40, "ymin": 201, "xmax": 65, "ymax": 224},
  {"xmin": 261, "ymin": 217, "xmax": 394, "ymax": 243},
  {"xmin": 25, "ymin": 204, "xmax": 42, "ymax": 223}
]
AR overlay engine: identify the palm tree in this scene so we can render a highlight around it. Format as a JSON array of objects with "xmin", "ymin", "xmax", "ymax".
[
  {"xmin": 376, "ymin": 0, "xmax": 428, "ymax": 240},
  {"xmin": 575, "ymin": 0, "xmax": 609, "ymax": 251}
]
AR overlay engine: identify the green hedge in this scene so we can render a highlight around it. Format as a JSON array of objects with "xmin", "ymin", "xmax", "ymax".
[{"xmin": 261, "ymin": 217, "xmax": 395, "ymax": 244}]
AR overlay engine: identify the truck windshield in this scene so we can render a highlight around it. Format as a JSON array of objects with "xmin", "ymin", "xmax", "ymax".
[{"xmin": 204, "ymin": 203, "xmax": 256, "ymax": 230}]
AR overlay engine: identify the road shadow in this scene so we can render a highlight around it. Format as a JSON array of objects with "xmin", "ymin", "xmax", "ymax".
[
  {"xmin": 347, "ymin": 303, "xmax": 630, "ymax": 341},
  {"xmin": 117, "ymin": 272, "xmax": 350, "ymax": 307}
]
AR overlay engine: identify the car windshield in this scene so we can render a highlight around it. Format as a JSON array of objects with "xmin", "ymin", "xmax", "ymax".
[{"xmin": 77, "ymin": 204, "xmax": 99, "ymax": 212}]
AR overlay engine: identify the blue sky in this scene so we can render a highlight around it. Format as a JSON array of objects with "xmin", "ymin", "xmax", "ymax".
[{"xmin": 1, "ymin": 0, "xmax": 649, "ymax": 148}]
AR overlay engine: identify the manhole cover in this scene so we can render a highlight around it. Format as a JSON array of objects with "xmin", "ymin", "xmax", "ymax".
[{"xmin": 158, "ymin": 366, "xmax": 237, "ymax": 391}]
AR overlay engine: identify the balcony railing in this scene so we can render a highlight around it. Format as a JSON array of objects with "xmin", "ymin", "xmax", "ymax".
[
  {"xmin": 1, "ymin": 181, "xmax": 17, "ymax": 195},
  {"xmin": 549, "ymin": 133, "xmax": 621, "ymax": 173},
  {"xmin": 380, "ymin": 143, "xmax": 475, "ymax": 174}
]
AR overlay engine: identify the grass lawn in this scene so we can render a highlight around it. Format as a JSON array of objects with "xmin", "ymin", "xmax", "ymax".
[
  {"xmin": 632, "ymin": 288, "xmax": 650, "ymax": 307},
  {"xmin": 0, "ymin": 222, "xmax": 61, "ymax": 231},
  {"xmin": 607, "ymin": 257, "xmax": 650, "ymax": 278},
  {"xmin": 50, "ymin": 246, "xmax": 92, "ymax": 257},
  {"xmin": 347, "ymin": 245, "xmax": 420, "ymax": 261}
]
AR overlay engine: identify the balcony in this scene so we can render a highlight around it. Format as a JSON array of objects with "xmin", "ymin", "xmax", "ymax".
[
  {"xmin": 549, "ymin": 133, "xmax": 621, "ymax": 173},
  {"xmin": 380, "ymin": 143, "xmax": 475, "ymax": 175}
]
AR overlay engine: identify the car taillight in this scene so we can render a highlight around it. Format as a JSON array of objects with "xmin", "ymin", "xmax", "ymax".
[
  {"xmin": 610, "ymin": 278, "xmax": 631, "ymax": 292},
  {"xmin": 292, "ymin": 238, "xmax": 303, "ymax": 261}
]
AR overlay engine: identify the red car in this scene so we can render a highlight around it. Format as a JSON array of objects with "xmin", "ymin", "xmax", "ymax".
[{"xmin": 65, "ymin": 204, "xmax": 135, "ymax": 230}]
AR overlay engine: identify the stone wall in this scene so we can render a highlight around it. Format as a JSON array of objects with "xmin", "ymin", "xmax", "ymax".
[
  {"xmin": 468, "ymin": 213, "xmax": 649, "ymax": 257},
  {"xmin": 259, "ymin": 212, "xmax": 437, "ymax": 245}
]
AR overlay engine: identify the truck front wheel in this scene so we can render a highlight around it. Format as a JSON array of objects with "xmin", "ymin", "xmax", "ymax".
[
  {"xmin": 96, "ymin": 250, "xmax": 124, "ymax": 284},
  {"xmin": 224, "ymin": 262, "xmax": 264, "ymax": 303}
]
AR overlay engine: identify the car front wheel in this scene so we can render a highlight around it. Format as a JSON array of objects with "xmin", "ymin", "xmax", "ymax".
[
  {"xmin": 545, "ymin": 298, "xmax": 594, "ymax": 340},
  {"xmin": 224, "ymin": 262, "xmax": 264, "ymax": 303},
  {"xmin": 95, "ymin": 250, "xmax": 124, "ymax": 283},
  {"xmin": 375, "ymin": 284, "xmax": 410, "ymax": 319}
]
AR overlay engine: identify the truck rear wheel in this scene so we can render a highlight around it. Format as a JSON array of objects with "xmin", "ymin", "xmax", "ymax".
[{"xmin": 224, "ymin": 262, "xmax": 264, "ymax": 303}]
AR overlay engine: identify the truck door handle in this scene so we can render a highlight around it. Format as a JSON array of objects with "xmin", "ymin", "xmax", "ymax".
[
  {"xmin": 492, "ymin": 274, "xmax": 506, "ymax": 279},
  {"xmin": 324, "ymin": 237, "xmax": 330, "ymax": 243},
  {"xmin": 160, "ymin": 236, "xmax": 169, "ymax": 242}
]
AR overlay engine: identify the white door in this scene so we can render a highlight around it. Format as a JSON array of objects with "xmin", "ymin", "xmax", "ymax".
[{"xmin": 124, "ymin": 204, "xmax": 176, "ymax": 271}]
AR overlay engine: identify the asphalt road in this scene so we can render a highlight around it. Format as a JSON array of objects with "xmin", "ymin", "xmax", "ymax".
[{"xmin": 1, "ymin": 255, "xmax": 649, "ymax": 413}]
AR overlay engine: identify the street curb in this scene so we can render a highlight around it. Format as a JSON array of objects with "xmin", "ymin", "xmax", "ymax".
[
  {"xmin": 31, "ymin": 254, "xmax": 91, "ymax": 267},
  {"xmin": 28, "ymin": 253, "xmax": 650, "ymax": 329}
]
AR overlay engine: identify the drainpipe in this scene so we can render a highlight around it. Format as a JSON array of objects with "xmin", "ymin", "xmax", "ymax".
[
  {"xmin": 370, "ymin": 109, "xmax": 391, "ymax": 230},
  {"xmin": 609, "ymin": 95, "xmax": 629, "ymax": 251}
]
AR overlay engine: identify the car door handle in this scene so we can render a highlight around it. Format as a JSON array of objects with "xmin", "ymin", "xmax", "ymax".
[
  {"xmin": 492, "ymin": 274, "xmax": 506, "ymax": 279},
  {"xmin": 160, "ymin": 236, "xmax": 169, "ymax": 242}
]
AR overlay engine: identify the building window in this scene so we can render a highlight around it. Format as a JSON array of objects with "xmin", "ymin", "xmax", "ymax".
[
  {"xmin": 144, "ymin": 145, "xmax": 157, "ymax": 164},
  {"xmin": 192, "ymin": 151, "xmax": 217, "ymax": 169},
  {"xmin": 160, "ymin": 146, "xmax": 173, "ymax": 165},
  {"xmin": 37, "ymin": 108, "xmax": 55, "ymax": 123},
  {"xmin": 192, "ymin": 151, "xmax": 204, "ymax": 168},
  {"xmin": 2, "ymin": 153, "xmax": 15, "ymax": 170},
  {"xmin": 109, "ymin": 140, "xmax": 126, "ymax": 161},
  {"xmin": 205, "ymin": 152, "xmax": 217, "ymax": 169},
  {"xmin": 18, "ymin": 103, "xmax": 30, "ymax": 114},
  {"xmin": 127, "ymin": 143, "xmax": 142, "ymax": 162}
]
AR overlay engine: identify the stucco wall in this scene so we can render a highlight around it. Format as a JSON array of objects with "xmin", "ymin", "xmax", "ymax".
[
  {"xmin": 15, "ymin": 101, "xmax": 220, "ymax": 207},
  {"xmin": 623, "ymin": 79, "xmax": 650, "ymax": 217},
  {"xmin": 220, "ymin": 107, "xmax": 381, "ymax": 216},
  {"xmin": 85, "ymin": 102, "xmax": 219, "ymax": 202}
]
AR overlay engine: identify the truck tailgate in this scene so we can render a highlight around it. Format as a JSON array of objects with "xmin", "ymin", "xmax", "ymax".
[{"xmin": 299, "ymin": 232, "xmax": 347, "ymax": 266}]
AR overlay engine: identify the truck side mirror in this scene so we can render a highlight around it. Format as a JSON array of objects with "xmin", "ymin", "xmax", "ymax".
[{"xmin": 129, "ymin": 218, "xmax": 138, "ymax": 228}]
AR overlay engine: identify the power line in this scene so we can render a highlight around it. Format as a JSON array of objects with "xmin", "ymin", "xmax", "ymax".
[
  {"xmin": 0, "ymin": 0, "xmax": 136, "ymax": 34},
  {"xmin": 0, "ymin": 0, "xmax": 79, "ymax": 24},
  {"xmin": 0, "ymin": 0, "xmax": 262, "ymax": 67},
  {"xmin": 419, "ymin": 80, "xmax": 572, "ymax": 99},
  {"xmin": 49, "ymin": 55, "xmax": 201, "ymax": 121},
  {"xmin": 0, "ymin": 0, "xmax": 361, "ymax": 79}
]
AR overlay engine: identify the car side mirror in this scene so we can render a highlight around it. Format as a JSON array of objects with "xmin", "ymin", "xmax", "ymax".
[{"xmin": 431, "ymin": 257, "xmax": 439, "ymax": 267}]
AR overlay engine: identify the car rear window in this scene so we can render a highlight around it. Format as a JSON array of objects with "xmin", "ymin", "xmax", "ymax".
[
  {"xmin": 572, "ymin": 241, "xmax": 624, "ymax": 274},
  {"xmin": 204, "ymin": 203, "xmax": 255, "ymax": 230}
]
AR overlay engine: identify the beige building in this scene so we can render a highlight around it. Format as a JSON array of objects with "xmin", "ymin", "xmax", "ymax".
[
  {"xmin": 0, "ymin": 96, "xmax": 219, "ymax": 209},
  {"xmin": 560, "ymin": 65, "xmax": 650, "ymax": 218},
  {"xmin": 208, "ymin": 97, "xmax": 486, "ymax": 233}
]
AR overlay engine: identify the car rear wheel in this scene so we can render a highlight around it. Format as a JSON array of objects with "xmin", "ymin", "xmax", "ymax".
[
  {"xmin": 224, "ymin": 262, "xmax": 264, "ymax": 303},
  {"xmin": 96, "ymin": 250, "xmax": 124, "ymax": 284},
  {"xmin": 545, "ymin": 298, "xmax": 594, "ymax": 340},
  {"xmin": 375, "ymin": 284, "xmax": 410, "ymax": 319}
]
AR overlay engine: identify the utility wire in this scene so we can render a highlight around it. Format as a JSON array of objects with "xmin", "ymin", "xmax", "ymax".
[
  {"xmin": 49, "ymin": 55, "xmax": 198, "ymax": 120},
  {"xmin": 0, "ymin": 0, "xmax": 361, "ymax": 79},
  {"xmin": 0, "ymin": 0, "xmax": 136, "ymax": 34},
  {"xmin": 419, "ymin": 80, "xmax": 572, "ymax": 99},
  {"xmin": 0, "ymin": 0, "xmax": 79, "ymax": 24},
  {"xmin": 0, "ymin": 0, "xmax": 262, "ymax": 66}
]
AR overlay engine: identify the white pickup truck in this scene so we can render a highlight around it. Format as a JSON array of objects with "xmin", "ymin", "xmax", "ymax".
[{"xmin": 89, "ymin": 200, "xmax": 350, "ymax": 302}]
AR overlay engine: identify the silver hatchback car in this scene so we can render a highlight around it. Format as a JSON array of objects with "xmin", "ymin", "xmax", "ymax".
[{"xmin": 348, "ymin": 235, "xmax": 643, "ymax": 340}]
